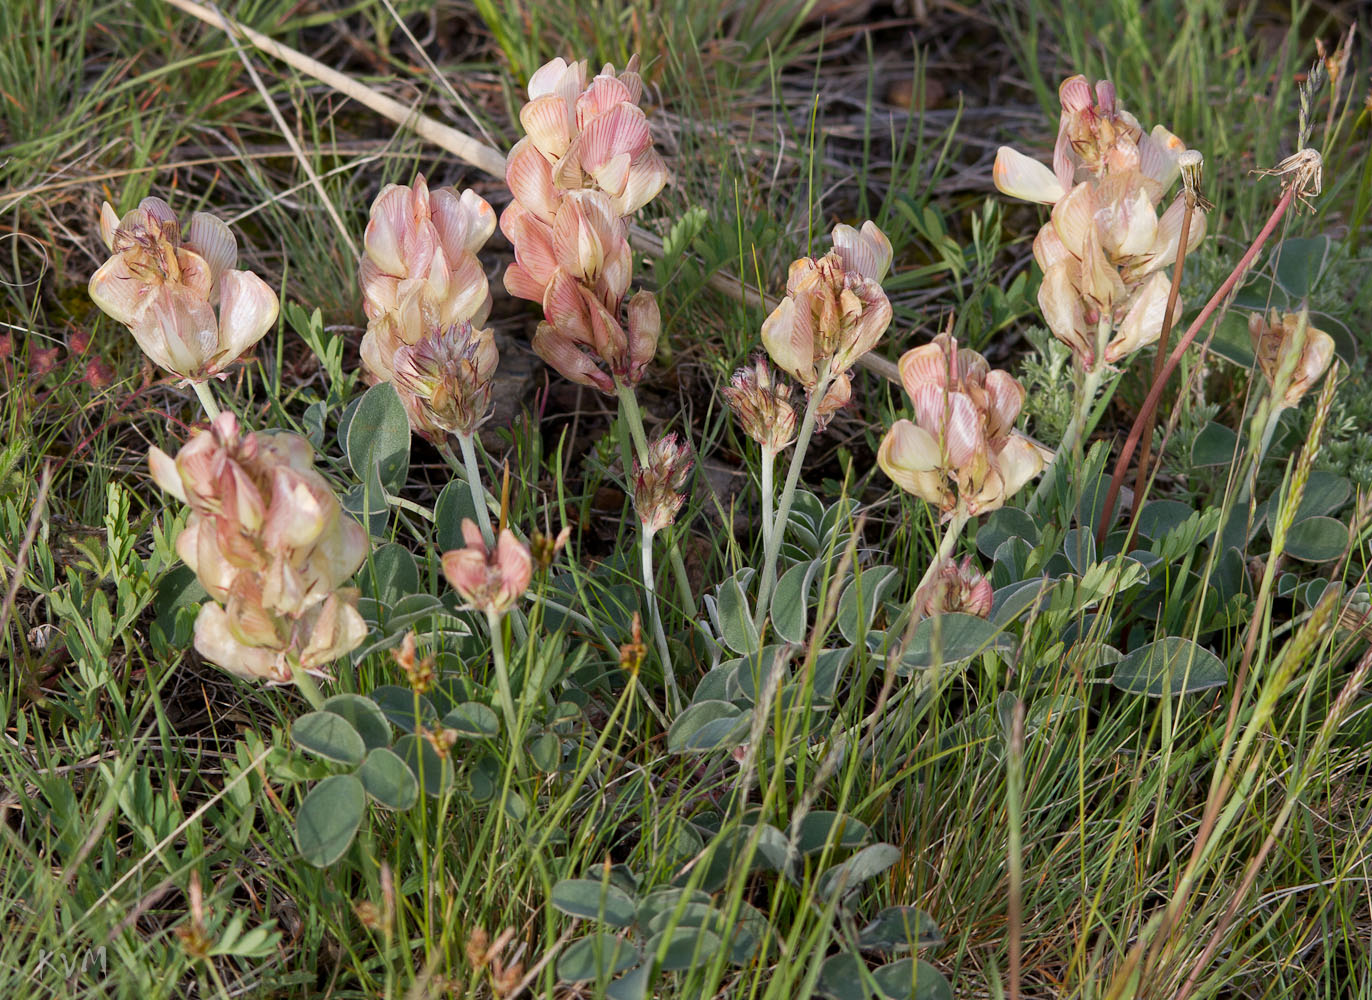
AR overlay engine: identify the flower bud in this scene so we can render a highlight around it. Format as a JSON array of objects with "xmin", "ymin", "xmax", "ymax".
[
  {"xmin": 391, "ymin": 321, "xmax": 498, "ymax": 439},
  {"xmin": 633, "ymin": 433, "xmax": 693, "ymax": 534},
  {"xmin": 912, "ymin": 556, "xmax": 993, "ymax": 619},
  {"xmin": 722, "ymin": 355, "xmax": 797, "ymax": 452}
]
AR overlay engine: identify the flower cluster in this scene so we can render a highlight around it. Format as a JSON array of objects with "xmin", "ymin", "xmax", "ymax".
[
  {"xmin": 633, "ymin": 433, "xmax": 693, "ymax": 534},
  {"xmin": 442, "ymin": 519, "xmax": 533, "ymax": 615},
  {"xmin": 760, "ymin": 221, "xmax": 892, "ymax": 425},
  {"xmin": 878, "ymin": 334, "xmax": 1043, "ymax": 520},
  {"xmin": 994, "ymin": 76, "xmax": 1203, "ymax": 370},
  {"xmin": 358, "ymin": 174, "xmax": 498, "ymax": 438},
  {"xmin": 912, "ymin": 556, "xmax": 993, "ymax": 619},
  {"xmin": 89, "ymin": 198, "xmax": 279, "ymax": 383},
  {"xmin": 1249, "ymin": 310, "xmax": 1336, "ymax": 409},
  {"xmin": 502, "ymin": 57, "xmax": 667, "ymax": 392},
  {"xmin": 722, "ymin": 355, "xmax": 797, "ymax": 453},
  {"xmin": 149, "ymin": 414, "xmax": 368, "ymax": 682}
]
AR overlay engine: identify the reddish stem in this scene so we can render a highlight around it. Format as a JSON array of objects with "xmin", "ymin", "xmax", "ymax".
[{"xmin": 1094, "ymin": 188, "xmax": 1294, "ymax": 548}]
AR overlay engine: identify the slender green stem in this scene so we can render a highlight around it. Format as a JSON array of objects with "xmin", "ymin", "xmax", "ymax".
[
  {"xmin": 385, "ymin": 493, "xmax": 435, "ymax": 521},
  {"xmin": 754, "ymin": 366, "xmax": 831, "ymax": 629},
  {"xmin": 191, "ymin": 380, "xmax": 222, "ymax": 421},
  {"xmin": 913, "ymin": 511, "xmax": 971, "ymax": 596},
  {"xmin": 666, "ymin": 540, "xmax": 699, "ymax": 619},
  {"xmin": 456, "ymin": 432, "xmax": 495, "ymax": 547},
  {"xmin": 287, "ymin": 655, "xmax": 326, "ymax": 711},
  {"xmin": 615, "ymin": 381, "xmax": 652, "ymax": 465},
  {"xmin": 640, "ymin": 527, "xmax": 680, "ymax": 716},
  {"xmin": 616, "ymin": 379, "xmax": 698, "ymax": 624},
  {"xmin": 485, "ymin": 608, "xmax": 524, "ymax": 775},
  {"xmin": 759, "ymin": 445, "xmax": 776, "ymax": 565}
]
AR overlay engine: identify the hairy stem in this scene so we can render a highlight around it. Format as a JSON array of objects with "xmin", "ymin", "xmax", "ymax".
[{"xmin": 485, "ymin": 608, "xmax": 524, "ymax": 775}]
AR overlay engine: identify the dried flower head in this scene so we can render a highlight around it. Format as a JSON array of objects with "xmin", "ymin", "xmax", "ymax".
[
  {"xmin": 148, "ymin": 413, "xmax": 368, "ymax": 682},
  {"xmin": 391, "ymin": 321, "xmax": 498, "ymax": 440},
  {"xmin": 633, "ymin": 433, "xmax": 693, "ymax": 534},
  {"xmin": 1248, "ymin": 310, "xmax": 1336, "ymax": 409},
  {"xmin": 761, "ymin": 222, "xmax": 893, "ymax": 391},
  {"xmin": 90, "ymin": 197, "xmax": 278, "ymax": 382},
  {"xmin": 442, "ymin": 519, "xmax": 533, "ymax": 615},
  {"xmin": 722, "ymin": 355, "xmax": 797, "ymax": 452},
  {"xmin": 912, "ymin": 556, "xmax": 993, "ymax": 619},
  {"xmin": 877, "ymin": 334, "xmax": 1043, "ymax": 520}
]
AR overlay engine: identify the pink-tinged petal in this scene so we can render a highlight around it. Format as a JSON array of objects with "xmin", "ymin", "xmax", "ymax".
[
  {"xmin": 1032, "ymin": 224, "xmax": 1071, "ymax": 272},
  {"xmin": 194, "ymin": 603, "xmax": 285, "ymax": 682},
  {"xmin": 898, "ymin": 341, "xmax": 954, "ymax": 398},
  {"xmin": 1052, "ymin": 123, "xmax": 1076, "ymax": 192},
  {"xmin": 1050, "ymin": 182, "xmax": 1095, "ymax": 259},
  {"xmin": 88, "ymin": 257, "xmax": 151, "ymax": 327},
  {"xmin": 506, "ymin": 139, "xmax": 563, "ymax": 224},
  {"xmin": 582, "ymin": 286, "xmax": 627, "ymax": 367},
  {"xmin": 1078, "ymin": 226, "xmax": 1125, "ymax": 312},
  {"xmin": 993, "ymin": 146, "xmax": 1066, "ymax": 205},
  {"xmin": 215, "ymin": 270, "xmax": 279, "ymax": 367},
  {"xmin": 611, "ymin": 149, "xmax": 668, "ymax": 216},
  {"xmin": 148, "ymin": 447, "xmax": 186, "ymax": 501},
  {"xmin": 505, "ymin": 262, "xmax": 551, "ymax": 304},
  {"xmin": 992, "ymin": 434, "xmax": 1044, "ymax": 503},
  {"xmin": 552, "ymin": 193, "xmax": 607, "ymax": 281},
  {"xmin": 1038, "ymin": 262, "xmax": 1092, "ymax": 364},
  {"xmin": 984, "ymin": 370, "xmax": 1026, "ymax": 440},
  {"xmin": 521, "ymin": 93, "xmax": 575, "ymax": 160},
  {"xmin": 131, "ymin": 284, "xmax": 218, "ymax": 378},
  {"xmin": 528, "ymin": 57, "xmax": 585, "ymax": 104},
  {"xmin": 460, "ymin": 518, "xmax": 487, "ymax": 552},
  {"xmin": 99, "ymin": 202, "xmax": 121, "ymax": 250},
  {"xmin": 576, "ymin": 74, "xmax": 633, "ymax": 127},
  {"xmin": 915, "ymin": 386, "xmax": 985, "ymax": 468},
  {"xmin": 1140, "ymin": 125, "xmax": 1185, "ymax": 192},
  {"xmin": 1059, "ymin": 75, "xmax": 1092, "ymax": 112},
  {"xmin": 363, "ymin": 185, "xmax": 420, "ymax": 277},
  {"xmin": 1094, "ymin": 79, "xmax": 1117, "ymax": 113},
  {"xmin": 543, "ymin": 269, "xmax": 594, "ymax": 345},
  {"xmin": 760, "ymin": 297, "xmax": 816, "ymax": 386},
  {"xmin": 430, "ymin": 187, "xmax": 495, "ymax": 259},
  {"xmin": 832, "ymin": 220, "xmax": 893, "ymax": 282},
  {"xmin": 626, "ymin": 289, "xmax": 660, "ymax": 375},
  {"xmin": 138, "ymin": 197, "xmax": 178, "ymax": 231},
  {"xmin": 495, "ymin": 529, "xmax": 533, "ymax": 603},
  {"xmin": 261, "ymin": 467, "xmax": 329, "ymax": 550},
  {"xmin": 185, "ymin": 212, "xmax": 238, "ymax": 286},
  {"xmin": 532, "ymin": 321, "xmax": 613, "ymax": 392},
  {"xmin": 1106, "ymin": 271, "xmax": 1174, "ymax": 363}
]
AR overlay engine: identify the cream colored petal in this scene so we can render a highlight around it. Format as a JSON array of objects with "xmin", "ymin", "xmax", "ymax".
[
  {"xmin": 194, "ymin": 602, "xmax": 284, "ymax": 682},
  {"xmin": 898, "ymin": 341, "xmax": 953, "ymax": 399},
  {"xmin": 1051, "ymin": 182, "xmax": 1095, "ymax": 259},
  {"xmin": 215, "ymin": 270, "xmax": 279, "ymax": 368},
  {"xmin": 521, "ymin": 93, "xmax": 575, "ymax": 161},
  {"xmin": 88, "ymin": 257, "xmax": 151, "ymax": 327},
  {"xmin": 627, "ymin": 289, "xmax": 660, "ymax": 376},
  {"xmin": 760, "ymin": 297, "xmax": 816, "ymax": 387},
  {"xmin": 430, "ymin": 186, "xmax": 495, "ymax": 259},
  {"xmin": 1140, "ymin": 125, "xmax": 1185, "ymax": 192},
  {"xmin": 993, "ymin": 146, "xmax": 1066, "ymax": 205},
  {"xmin": 612, "ymin": 149, "xmax": 668, "ymax": 216},
  {"xmin": 99, "ymin": 202, "xmax": 121, "ymax": 250},
  {"xmin": 1106, "ymin": 271, "xmax": 1173, "ymax": 364},
  {"xmin": 148, "ymin": 447, "xmax": 186, "ymax": 501},
  {"xmin": 878, "ymin": 420, "xmax": 946, "ymax": 504},
  {"xmin": 992, "ymin": 433, "xmax": 1044, "ymax": 504},
  {"xmin": 1038, "ymin": 263, "xmax": 1092, "ymax": 363}
]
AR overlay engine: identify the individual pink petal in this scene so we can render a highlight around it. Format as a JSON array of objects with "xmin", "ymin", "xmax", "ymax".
[
  {"xmin": 430, "ymin": 187, "xmax": 495, "ymax": 260},
  {"xmin": 505, "ymin": 139, "xmax": 563, "ymax": 223},
  {"xmin": 832, "ymin": 220, "xmax": 893, "ymax": 282},
  {"xmin": 185, "ymin": 212, "xmax": 239, "ymax": 286},
  {"xmin": 1050, "ymin": 182, "xmax": 1095, "ymax": 259},
  {"xmin": 612, "ymin": 149, "xmax": 668, "ymax": 216},
  {"xmin": 1106, "ymin": 271, "xmax": 1173, "ymax": 363},
  {"xmin": 99, "ymin": 202, "xmax": 121, "ymax": 250},
  {"xmin": 88, "ymin": 256, "xmax": 152, "ymax": 327},
  {"xmin": 532, "ymin": 321, "xmax": 613, "ymax": 391},
  {"xmin": 521, "ymin": 93, "xmax": 576, "ymax": 160},
  {"xmin": 626, "ymin": 289, "xmax": 660, "ymax": 376}
]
